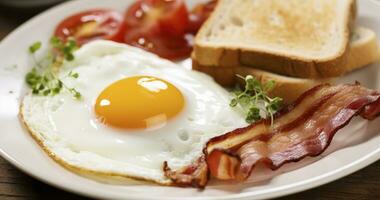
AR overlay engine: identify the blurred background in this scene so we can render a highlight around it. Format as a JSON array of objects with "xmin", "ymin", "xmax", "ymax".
[
  {"xmin": 0, "ymin": 0, "xmax": 66, "ymax": 39},
  {"xmin": 0, "ymin": 0, "xmax": 65, "ymax": 9}
]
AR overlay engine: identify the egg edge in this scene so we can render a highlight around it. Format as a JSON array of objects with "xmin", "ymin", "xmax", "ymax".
[{"xmin": 18, "ymin": 96, "xmax": 176, "ymax": 187}]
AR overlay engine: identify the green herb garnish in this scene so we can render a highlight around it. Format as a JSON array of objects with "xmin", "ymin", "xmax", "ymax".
[
  {"xmin": 230, "ymin": 75, "xmax": 283, "ymax": 124},
  {"xmin": 25, "ymin": 37, "xmax": 81, "ymax": 99},
  {"xmin": 50, "ymin": 36, "xmax": 77, "ymax": 61},
  {"xmin": 29, "ymin": 41, "xmax": 41, "ymax": 54},
  {"xmin": 68, "ymin": 70, "xmax": 79, "ymax": 79}
]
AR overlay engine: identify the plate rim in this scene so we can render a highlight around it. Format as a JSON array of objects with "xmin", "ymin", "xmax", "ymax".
[{"xmin": 1, "ymin": 145, "xmax": 379, "ymax": 200}]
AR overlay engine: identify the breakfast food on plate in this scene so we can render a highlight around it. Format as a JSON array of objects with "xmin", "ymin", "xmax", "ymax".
[
  {"xmin": 165, "ymin": 83, "xmax": 380, "ymax": 187},
  {"xmin": 20, "ymin": 0, "xmax": 380, "ymax": 189},
  {"xmin": 193, "ymin": 0, "xmax": 358, "ymax": 78},
  {"xmin": 22, "ymin": 39, "xmax": 380, "ymax": 187},
  {"xmin": 193, "ymin": 26, "xmax": 380, "ymax": 104},
  {"xmin": 52, "ymin": 0, "xmax": 215, "ymax": 60},
  {"xmin": 21, "ymin": 40, "xmax": 248, "ymax": 184}
]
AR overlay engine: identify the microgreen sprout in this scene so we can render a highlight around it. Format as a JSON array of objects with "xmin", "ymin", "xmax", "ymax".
[
  {"xmin": 25, "ymin": 37, "xmax": 81, "ymax": 99},
  {"xmin": 230, "ymin": 75, "xmax": 283, "ymax": 125}
]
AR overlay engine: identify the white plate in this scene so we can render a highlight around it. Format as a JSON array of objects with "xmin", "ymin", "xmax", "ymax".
[{"xmin": 0, "ymin": 0, "xmax": 379, "ymax": 199}]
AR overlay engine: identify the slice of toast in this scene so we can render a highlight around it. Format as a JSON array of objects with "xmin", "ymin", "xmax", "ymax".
[
  {"xmin": 194, "ymin": 0, "xmax": 357, "ymax": 78},
  {"xmin": 193, "ymin": 27, "xmax": 380, "ymax": 104}
]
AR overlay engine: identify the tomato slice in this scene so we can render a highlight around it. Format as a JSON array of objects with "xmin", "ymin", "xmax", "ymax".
[
  {"xmin": 187, "ymin": 0, "xmax": 218, "ymax": 34},
  {"xmin": 125, "ymin": 0, "xmax": 189, "ymax": 37},
  {"xmin": 54, "ymin": 9, "xmax": 125, "ymax": 45},
  {"xmin": 126, "ymin": 31, "xmax": 193, "ymax": 60},
  {"xmin": 124, "ymin": 0, "xmax": 192, "ymax": 60}
]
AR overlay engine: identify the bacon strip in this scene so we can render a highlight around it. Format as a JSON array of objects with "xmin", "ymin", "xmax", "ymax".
[
  {"xmin": 163, "ymin": 156, "xmax": 209, "ymax": 188},
  {"xmin": 164, "ymin": 83, "xmax": 380, "ymax": 187}
]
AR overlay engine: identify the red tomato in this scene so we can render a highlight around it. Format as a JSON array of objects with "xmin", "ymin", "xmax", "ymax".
[
  {"xmin": 187, "ymin": 0, "xmax": 218, "ymax": 34},
  {"xmin": 126, "ymin": 32, "xmax": 193, "ymax": 60},
  {"xmin": 123, "ymin": 0, "xmax": 192, "ymax": 60},
  {"xmin": 125, "ymin": 0, "xmax": 189, "ymax": 37},
  {"xmin": 54, "ymin": 9, "xmax": 125, "ymax": 45}
]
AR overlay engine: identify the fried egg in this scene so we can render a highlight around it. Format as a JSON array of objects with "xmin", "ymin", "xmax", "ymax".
[{"xmin": 21, "ymin": 40, "xmax": 247, "ymax": 184}]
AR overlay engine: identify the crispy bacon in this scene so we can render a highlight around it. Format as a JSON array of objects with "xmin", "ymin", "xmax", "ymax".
[
  {"xmin": 164, "ymin": 83, "xmax": 380, "ymax": 187},
  {"xmin": 163, "ymin": 156, "xmax": 209, "ymax": 188}
]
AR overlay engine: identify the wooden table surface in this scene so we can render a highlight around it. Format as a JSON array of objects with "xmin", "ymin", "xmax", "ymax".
[{"xmin": 0, "ymin": 4, "xmax": 379, "ymax": 200}]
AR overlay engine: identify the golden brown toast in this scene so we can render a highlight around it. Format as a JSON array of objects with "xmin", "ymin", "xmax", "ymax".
[
  {"xmin": 194, "ymin": 0, "xmax": 357, "ymax": 78},
  {"xmin": 193, "ymin": 27, "xmax": 380, "ymax": 104}
]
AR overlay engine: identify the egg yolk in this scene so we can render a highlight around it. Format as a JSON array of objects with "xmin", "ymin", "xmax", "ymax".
[{"xmin": 95, "ymin": 76, "xmax": 185, "ymax": 129}]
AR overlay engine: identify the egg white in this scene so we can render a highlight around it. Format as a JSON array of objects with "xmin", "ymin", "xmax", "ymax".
[{"xmin": 21, "ymin": 40, "xmax": 247, "ymax": 184}]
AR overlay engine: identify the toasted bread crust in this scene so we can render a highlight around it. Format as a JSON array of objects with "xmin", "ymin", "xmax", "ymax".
[
  {"xmin": 194, "ymin": 0, "xmax": 357, "ymax": 78},
  {"xmin": 192, "ymin": 26, "xmax": 380, "ymax": 104},
  {"xmin": 192, "ymin": 58, "xmax": 329, "ymax": 104},
  {"xmin": 345, "ymin": 29, "xmax": 380, "ymax": 73}
]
